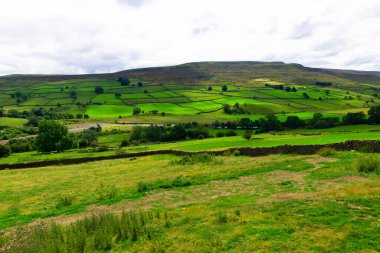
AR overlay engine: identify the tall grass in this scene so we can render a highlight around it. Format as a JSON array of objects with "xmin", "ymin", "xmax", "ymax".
[
  {"xmin": 1, "ymin": 210, "xmax": 162, "ymax": 253},
  {"xmin": 170, "ymin": 153, "xmax": 215, "ymax": 165},
  {"xmin": 352, "ymin": 156, "xmax": 380, "ymax": 174},
  {"xmin": 317, "ymin": 147, "xmax": 336, "ymax": 157}
]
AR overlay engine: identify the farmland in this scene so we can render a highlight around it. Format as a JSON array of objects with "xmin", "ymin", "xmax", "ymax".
[{"xmin": 0, "ymin": 61, "xmax": 380, "ymax": 252}]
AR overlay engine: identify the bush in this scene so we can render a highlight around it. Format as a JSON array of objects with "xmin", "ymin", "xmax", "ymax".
[
  {"xmin": 353, "ymin": 156, "xmax": 380, "ymax": 174},
  {"xmin": 120, "ymin": 139, "xmax": 130, "ymax": 147},
  {"xmin": 0, "ymin": 144, "xmax": 11, "ymax": 157},
  {"xmin": 97, "ymin": 144, "xmax": 109, "ymax": 152},
  {"xmin": 225, "ymin": 130, "xmax": 237, "ymax": 136},
  {"xmin": 317, "ymin": 147, "xmax": 337, "ymax": 157},
  {"xmin": 216, "ymin": 132, "xmax": 226, "ymax": 137}
]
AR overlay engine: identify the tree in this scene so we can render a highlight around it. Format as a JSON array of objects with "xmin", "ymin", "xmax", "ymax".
[
  {"xmin": 137, "ymin": 82, "xmax": 143, "ymax": 87},
  {"xmin": 342, "ymin": 112, "xmax": 366, "ymax": 125},
  {"xmin": 325, "ymin": 90, "xmax": 330, "ymax": 96},
  {"xmin": 144, "ymin": 90, "xmax": 148, "ymax": 93},
  {"xmin": 302, "ymin": 92, "xmax": 310, "ymax": 99},
  {"xmin": 95, "ymin": 86, "xmax": 104, "ymax": 94},
  {"xmin": 24, "ymin": 117, "xmax": 40, "ymax": 127},
  {"xmin": 368, "ymin": 106, "xmax": 380, "ymax": 124},
  {"xmin": 69, "ymin": 91, "xmax": 77, "ymax": 99},
  {"xmin": 243, "ymin": 131, "xmax": 252, "ymax": 141},
  {"xmin": 223, "ymin": 104, "xmax": 232, "ymax": 114},
  {"xmin": 258, "ymin": 114, "xmax": 282, "ymax": 132},
  {"xmin": 285, "ymin": 87, "xmax": 291, "ymax": 92},
  {"xmin": 133, "ymin": 107, "xmax": 141, "ymax": 115},
  {"xmin": 0, "ymin": 144, "xmax": 11, "ymax": 158},
  {"xmin": 118, "ymin": 77, "xmax": 130, "ymax": 86},
  {"xmin": 284, "ymin": 116, "xmax": 305, "ymax": 129},
  {"xmin": 115, "ymin": 93, "xmax": 122, "ymax": 98},
  {"xmin": 222, "ymin": 85, "xmax": 228, "ymax": 92},
  {"xmin": 291, "ymin": 87, "xmax": 297, "ymax": 92},
  {"xmin": 208, "ymin": 86, "xmax": 212, "ymax": 91},
  {"xmin": 35, "ymin": 121, "xmax": 74, "ymax": 152}
]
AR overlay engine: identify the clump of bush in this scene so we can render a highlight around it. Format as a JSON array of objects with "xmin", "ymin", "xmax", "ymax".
[
  {"xmin": 170, "ymin": 153, "xmax": 214, "ymax": 165},
  {"xmin": 317, "ymin": 147, "xmax": 337, "ymax": 157},
  {"xmin": 97, "ymin": 144, "xmax": 109, "ymax": 152},
  {"xmin": 223, "ymin": 149, "xmax": 240, "ymax": 156},
  {"xmin": 136, "ymin": 175, "xmax": 192, "ymax": 193},
  {"xmin": 225, "ymin": 130, "xmax": 237, "ymax": 137},
  {"xmin": 216, "ymin": 132, "xmax": 226, "ymax": 137},
  {"xmin": 0, "ymin": 144, "xmax": 11, "ymax": 158},
  {"xmin": 352, "ymin": 156, "xmax": 380, "ymax": 174},
  {"xmin": 120, "ymin": 139, "xmax": 130, "ymax": 147}
]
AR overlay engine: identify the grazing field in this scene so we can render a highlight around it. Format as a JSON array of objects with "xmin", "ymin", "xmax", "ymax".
[
  {"xmin": 1, "ymin": 62, "xmax": 379, "ymax": 122},
  {"xmin": 1, "ymin": 125, "xmax": 379, "ymax": 165},
  {"xmin": 1, "ymin": 61, "xmax": 380, "ymax": 252},
  {"xmin": 0, "ymin": 151, "xmax": 379, "ymax": 252}
]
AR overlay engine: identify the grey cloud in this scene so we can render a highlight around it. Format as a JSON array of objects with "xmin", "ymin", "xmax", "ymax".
[
  {"xmin": 118, "ymin": 0, "xmax": 150, "ymax": 8},
  {"xmin": 289, "ymin": 20, "xmax": 315, "ymax": 39}
]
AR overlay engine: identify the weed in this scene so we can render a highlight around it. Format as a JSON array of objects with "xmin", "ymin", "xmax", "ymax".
[
  {"xmin": 137, "ymin": 181, "xmax": 149, "ymax": 193},
  {"xmin": 317, "ymin": 147, "xmax": 337, "ymax": 157},
  {"xmin": 56, "ymin": 194, "xmax": 74, "ymax": 208},
  {"xmin": 215, "ymin": 212, "xmax": 228, "ymax": 224},
  {"xmin": 352, "ymin": 156, "xmax": 380, "ymax": 174},
  {"xmin": 2, "ymin": 210, "xmax": 159, "ymax": 253},
  {"xmin": 170, "ymin": 153, "xmax": 214, "ymax": 165}
]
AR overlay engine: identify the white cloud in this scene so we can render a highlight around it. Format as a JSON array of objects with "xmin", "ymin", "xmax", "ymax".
[{"xmin": 0, "ymin": 0, "xmax": 379, "ymax": 75}]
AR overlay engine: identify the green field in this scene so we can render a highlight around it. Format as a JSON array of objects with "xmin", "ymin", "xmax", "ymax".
[
  {"xmin": 1, "ymin": 151, "xmax": 379, "ymax": 252},
  {"xmin": 1, "ymin": 62, "xmax": 380, "ymax": 252}
]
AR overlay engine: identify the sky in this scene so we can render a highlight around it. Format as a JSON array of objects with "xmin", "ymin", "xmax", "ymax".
[{"xmin": 0, "ymin": 0, "xmax": 379, "ymax": 75}]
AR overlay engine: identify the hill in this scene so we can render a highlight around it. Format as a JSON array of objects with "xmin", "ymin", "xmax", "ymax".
[
  {"xmin": 0, "ymin": 61, "xmax": 379, "ymax": 122},
  {"xmin": 2, "ymin": 61, "xmax": 380, "ymax": 87}
]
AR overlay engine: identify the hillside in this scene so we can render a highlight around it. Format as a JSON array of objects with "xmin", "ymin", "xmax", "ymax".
[
  {"xmin": 0, "ymin": 61, "xmax": 379, "ymax": 122},
  {"xmin": 2, "ymin": 61, "xmax": 380, "ymax": 87}
]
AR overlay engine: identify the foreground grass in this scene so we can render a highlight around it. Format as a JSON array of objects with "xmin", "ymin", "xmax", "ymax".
[{"xmin": 0, "ymin": 151, "xmax": 379, "ymax": 252}]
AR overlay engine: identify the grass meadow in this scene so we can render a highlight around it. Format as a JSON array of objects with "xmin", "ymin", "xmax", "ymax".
[{"xmin": 0, "ymin": 151, "xmax": 379, "ymax": 252}]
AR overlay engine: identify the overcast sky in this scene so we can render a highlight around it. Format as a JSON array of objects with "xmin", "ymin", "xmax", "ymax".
[{"xmin": 1, "ymin": 0, "xmax": 379, "ymax": 75}]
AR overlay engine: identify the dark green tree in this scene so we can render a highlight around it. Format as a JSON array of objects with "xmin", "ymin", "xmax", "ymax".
[
  {"xmin": 95, "ymin": 86, "xmax": 104, "ymax": 94},
  {"xmin": 368, "ymin": 106, "xmax": 380, "ymax": 124},
  {"xmin": 222, "ymin": 85, "xmax": 228, "ymax": 92},
  {"xmin": 35, "ymin": 121, "xmax": 74, "ymax": 152}
]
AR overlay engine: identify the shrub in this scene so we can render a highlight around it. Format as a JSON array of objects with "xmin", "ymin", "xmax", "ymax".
[
  {"xmin": 233, "ymin": 150, "xmax": 240, "ymax": 156},
  {"xmin": 97, "ymin": 144, "xmax": 109, "ymax": 152},
  {"xmin": 225, "ymin": 130, "xmax": 237, "ymax": 136},
  {"xmin": 353, "ymin": 156, "xmax": 380, "ymax": 174},
  {"xmin": 0, "ymin": 144, "xmax": 11, "ymax": 158},
  {"xmin": 317, "ymin": 147, "xmax": 337, "ymax": 157},
  {"xmin": 120, "ymin": 139, "xmax": 130, "ymax": 147},
  {"xmin": 216, "ymin": 132, "xmax": 226, "ymax": 137},
  {"xmin": 243, "ymin": 131, "xmax": 252, "ymax": 140}
]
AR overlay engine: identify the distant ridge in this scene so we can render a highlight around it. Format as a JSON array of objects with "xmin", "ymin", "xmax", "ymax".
[{"xmin": 1, "ymin": 61, "xmax": 380, "ymax": 87}]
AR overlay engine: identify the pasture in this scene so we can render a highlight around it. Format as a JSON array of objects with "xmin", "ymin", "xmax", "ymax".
[
  {"xmin": 1, "ymin": 73, "xmax": 378, "ymax": 123},
  {"xmin": 0, "ymin": 151, "xmax": 379, "ymax": 252}
]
